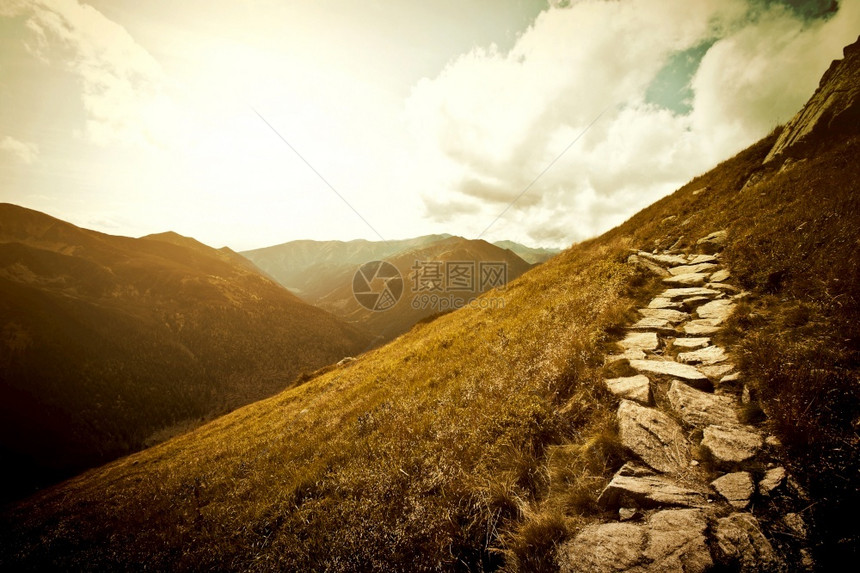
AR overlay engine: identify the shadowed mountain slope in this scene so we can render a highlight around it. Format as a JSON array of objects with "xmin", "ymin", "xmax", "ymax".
[{"xmin": 0, "ymin": 205, "xmax": 370, "ymax": 500}]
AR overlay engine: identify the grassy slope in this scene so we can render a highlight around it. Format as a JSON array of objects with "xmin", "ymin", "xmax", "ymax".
[{"xmin": 2, "ymin": 130, "xmax": 858, "ymax": 570}]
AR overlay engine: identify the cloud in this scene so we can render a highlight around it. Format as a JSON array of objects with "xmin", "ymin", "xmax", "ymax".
[
  {"xmin": 5, "ymin": 0, "xmax": 174, "ymax": 146},
  {"xmin": 405, "ymin": 0, "xmax": 859, "ymax": 247},
  {"xmin": 0, "ymin": 136, "xmax": 39, "ymax": 164}
]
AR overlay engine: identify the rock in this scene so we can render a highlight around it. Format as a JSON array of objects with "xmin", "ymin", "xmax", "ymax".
[
  {"xmin": 638, "ymin": 308, "xmax": 690, "ymax": 323},
  {"xmin": 671, "ymin": 337, "xmax": 710, "ymax": 350},
  {"xmin": 644, "ymin": 510, "xmax": 713, "ymax": 572},
  {"xmin": 699, "ymin": 364, "xmax": 735, "ymax": 379},
  {"xmin": 606, "ymin": 349, "xmax": 648, "ymax": 362},
  {"xmin": 558, "ymin": 521, "xmax": 646, "ymax": 573},
  {"xmin": 709, "ymin": 269, "xmax": 731, "ymax": 282},
  {"xmin": 764, "ymin": 435, "xmax": 782, "ymax": 448},
  {"xmin": 681, "ymin": 296, "xmax": 712, "ymax": 311},
  {"xmin": 606, "ymin": 375, "xmax": 651, "ymax": 405},
  {"xmin": 683, "ymin": 321, "xmax": 721, "ymax": 336},
  {"xmin": 662, "ymin": 287, "xmax": 721, "ymax": 299},
  {"xmin": 630, "ymin": 317, "xmax": 677, "ymax": 334},
  {"xmin": 696, "ymin": 299, "xmax": 735, "ymax": 324},
  {"xmin": 696, "ymin": 231, "xmax": 728, "ymax": 254},
  {"xmin": 687, "ymin": 254, "xmax": 718, "ymax": 265},
  {"xmin": 619, "ymin": 507, "xmax": 639, "ymax": 521},
  {"xmin": 765, "ymin": 35, "xmax": 860, "ymax": 163},
  {"xmin": 715, "ymin": 513, "xmax": 784, "ymax": 572},
  {"xmin": 648, "ymin": 297, "xmax": 684, "ymax": 309},
  {"xmin": 663, "ymin": 273, "xmax": 709, "ymax": 287},
  {"xmin": 711, "ymin": 472, "xmax": 754, "ymax": 509},
  {"xmin": 629, "ymin": 254, "xmax": 672, "ymax": 277},
  {"xmin": 759, "ymin": 466, "xmax": 787, "ymax": 496},
  {"xmin": 707, "ymin": 282, "xmax": 741, "ymax": 294},
  {"xmin": 668, "ymin": 263, "xmax": 719, "ymax": 276},
  {"xmin": 637, "ymin": 251, "xmax": 689, "ymax": 267},
  {"xmin": 559, "ymin": 509, "xmax": 713, "ymax": 573},
  {"xmin": 620, "ymin": 331, "xmax": 660, "ymax": 352},
  {"xmin": 629, "ymin": 359, "xmax": 709, "ymax": 385},
  {"xmin": 717, "ymin": 372, "xmax": 743, "ymax": 392},
  {"xmin": 617, "ymin": 400, "xmax": 691, "ymax": 473},
  {"xmin": 677, "ymin": 345, "xmax": 728, "ymax": 366},
  {"xmin": 598, "ymin": 468, "xmax": 706, "ymax": 509},
  {"xmin": 702, "ymin": 425, "xmax": 762, "ymax": 464},
  {"xmin": 667, "ymin": 380, "xmax": 739, "ymax": 428},
  {"xmin": 783, "ymin": 513, "xmax": 809, "ymax": 540}
]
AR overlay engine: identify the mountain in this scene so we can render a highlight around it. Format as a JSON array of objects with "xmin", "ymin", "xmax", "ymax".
[
  {"xmin": 2, "ymin": 38, "xmax": 859, "ymax": 573},
  {"xmin": 492, "ymin": 240, "xmax": 561, "ymax": 264},
  {"xmin": 241, "ymin": 234, "xmax": 451, "ymax": 300},
  {"xmin": 313, "ymin": 236, "xmax": 533, "ymax": 342},
  {"xmin": 243, "ymin": 234, "xmax": 533, "ymax": 343},
  {"xmin": 0, "ymin": 205, "xmax": 370, "ymax": 500}
]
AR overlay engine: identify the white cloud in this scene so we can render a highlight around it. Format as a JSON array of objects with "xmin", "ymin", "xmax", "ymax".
[
  {"xmin": 0, "ymin": 136, "xmax": 39, "ymax": 164},
  {"xmin": 8, "ymin": 0, "xmax": 176, "ymax": 147},
  {"xmin": 404, "ymin": 0, "xmax": 860, "ymax": 247}
]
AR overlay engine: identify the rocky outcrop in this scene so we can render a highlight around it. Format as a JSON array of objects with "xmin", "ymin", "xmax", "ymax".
[{"xmin": 765, "ymin": 36, "xmax": 860, "ymax": 163}]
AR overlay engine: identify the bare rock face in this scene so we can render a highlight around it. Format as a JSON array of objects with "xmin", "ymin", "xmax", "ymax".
[
  {"xmin": 617, "ymin": 400, "xmax": 691, "ymax": 473},
  {"xmin": 702, "ymin": 425, "xmax": 762, "ymax": 465},
  {"xmin": 765, "ymin": 36, "xmax": 860, "ymax": 163},
  {"xmin": 558, "ymin": 509, "xmax": 712, "ymax": 573},
  {"xmin": 715, "ymin": 513, "xmax": 785, "ymax": 572},
  {"xmin": 711, "ymin": 472, "xmax": 754, "ymax": 509},
  {"xmin": 667, "ymin": 380, "xmax": 739, "ymax": 428}
]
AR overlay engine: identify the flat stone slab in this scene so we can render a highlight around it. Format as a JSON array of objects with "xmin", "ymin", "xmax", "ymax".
[
  {"xmin": 606, "ymin": 375, "xmax": 651, "ymax": 405},
  {"xmin": 560, "ymin": 509, "xmax": 713, "ymax": 573},
  {"xmin": 668, "ymin": 263, "xmax": 719, "ymax": 276},
  {"xmin": 598, "ymin": 466, "xmax": 707, "ymax": 509},
  {"xmin": 677, "ymin": 345, "xmax": 728, "ymax": 365},
  {"xmin": 688, "ymin": 254, "xmax": 718, "ymax": 265},
  {"xmin": 709, "ymin": 269, "xmax": 730, "ymax": 282},
  {"xmin": 667, "ymin": 380, "xmax": 739, "ymax": 428},
  {"xmin": 618, "ymin": 400, "xmax": 691, "ymax": 473},
  {"xmin": 715, "ymin": 513, "xmax": 784, "ymax": 572},
  {"xmin": 759, "ymin": 466, "xmax": 787, "ymax": 496},
  {"xmin": 606, "ymin": 349, "xmax": 648, "ymax": 363},
  {"xmin": 637, "ymin": 251, "xmax": 689, "ymax": 266},
  {"xmin": 630, "ymin": 317, "xmax": 677, "ymax": 334},
  {"xmin": 629, "ymin": 359, "xmax": 708, "ymax": 384},
  {"xmin": 699, "ymin": 363, "xmax": 735, "ymax": 379},
  {"xmin": 696, "ymin": 299, "xmax": 736, "ymax": 324},
  {"xmin": 671, "ymin": 337, "xmax": 710, "ymax": 349},
  {"xmin": 663, "ymin": 273, "xmax": 709, "ymax": 287},
  {"xmin": 638, "ymin": 308, "xmax": 690, "ymax": 323},
  {"xmin": 702, "ymin": 425, "xmax": 762, "ymax": 464},
  {"xmin": 711, "ymin": 472, "xmax": 754, "ymax": 509},
  {"xmin": 620, "ymin": 331, "xmax": 660, "ymax": 352},
  {"xmin": 629, "ymin": 254, "xmax": 672, "ymax": 277},
  {"xmin": 648, "ymin": 297, "xmax": 683, "ymax": 309},
  {"xmin": 662, "ymin": 287, "xmax": 721, "ymax": 299},
  {"xmin": 683, "ymin": 321, "xmax": 721, "ymax": 335}
]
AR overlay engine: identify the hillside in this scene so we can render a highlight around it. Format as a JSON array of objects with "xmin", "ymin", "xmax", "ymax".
[
  {"xmin": 241, "ymin": 234, "xmax": 452, "ymax": 300},
  {"xmin": 1, "ymin": 38, "xmax": 858, "ymax": 573},
  {"xmin": 0, "ymin": 206, "xmax": 370, "ymax": 500},
  {"xmin": 492, "ymin": 241, "xmax": 560, "ymax": 264}
]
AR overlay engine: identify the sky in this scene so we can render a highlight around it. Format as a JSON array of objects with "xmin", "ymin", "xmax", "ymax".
[{"xmin": 0, "ymin": 0, "xmax": 857, "ymax": 250}]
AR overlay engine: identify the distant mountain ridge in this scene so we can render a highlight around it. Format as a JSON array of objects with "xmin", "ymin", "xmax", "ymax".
[
  {"xmin": 0, "ymin": 204, "xmax": 370, "ymax": 500},
  {"xmin": 492, "ymin": 240, "xmax": 560, "ymax": 264},
  {"xmin": 243, "ymin": 234, "xmax": 533, "ymax": 342}
]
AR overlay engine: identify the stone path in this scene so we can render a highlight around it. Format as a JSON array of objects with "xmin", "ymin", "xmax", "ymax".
[{"xmin": 558, "ymin": 233, "xmax": 813, "ymax": 573}]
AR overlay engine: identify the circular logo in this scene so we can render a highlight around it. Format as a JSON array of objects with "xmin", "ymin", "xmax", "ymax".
[{"xmin": 352, "ymin": 260, "xmax": 403, "ymax": 312}]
